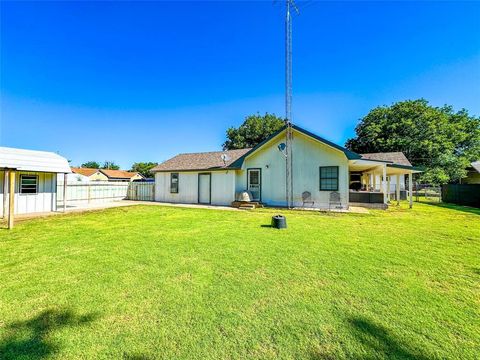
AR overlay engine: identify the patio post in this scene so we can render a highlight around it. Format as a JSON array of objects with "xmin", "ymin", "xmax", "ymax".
[
  {"xmin": 2, "ymin": 170, "xmax": 8, "ymax": 219},
  {"xmin": 387, "ymin": 175, "xmax": 391, "ymax": 202},
  {"xmin": 408, "ymin": 171, "xmax": 413, "ymax": 209},
  {"xmin": 8, "ymin": 170, "xmax": 15, "ymax": 229},
  {"xmin": 63, "ymin": 173, "xmax": 67, "ymax": 212},
  {"xmin": 396, "ymin": 174, "xmax": 400, "ymax": 205},
  {"xmin": 382, "ymin": 165, "xmax": 387, "ymax": 204}
]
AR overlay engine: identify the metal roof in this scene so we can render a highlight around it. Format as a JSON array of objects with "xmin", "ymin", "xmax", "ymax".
[
  {"xmin": 0, "ymin": 147, "xmax": 71, "ymax": 173},
  {"xmin": 471, "ymin": 161, "xmax": 480, "ymax": 173}
]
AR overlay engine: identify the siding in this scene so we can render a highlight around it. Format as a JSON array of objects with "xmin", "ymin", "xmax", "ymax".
[
  {"xmin": 238, "ymin": 129, "xmax": 349, "ymax": 208},
  {"xmin": 155, "ymin": 171, "xmax": 235, "ymax": 206},
  {"xmin": 0, "ymin": 171, "xmax": 56, "ymax": 216}
]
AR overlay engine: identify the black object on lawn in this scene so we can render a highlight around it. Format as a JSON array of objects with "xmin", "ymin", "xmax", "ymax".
[{"xmin": 271, "ymin": 215, "xmax": 287, "ymax": 229}]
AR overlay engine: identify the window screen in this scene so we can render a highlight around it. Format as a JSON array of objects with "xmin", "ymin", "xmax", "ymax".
[
  {"xmin": 319, "ymin": 166, "xmax": 339, "ymax": 191},
  {"xmin": 20, "ymin": 175, "xmax": 38, "ymax": 194},
  {"xmin": 170, "ymin": 173, "xmax": 179, "ymax": 193}
]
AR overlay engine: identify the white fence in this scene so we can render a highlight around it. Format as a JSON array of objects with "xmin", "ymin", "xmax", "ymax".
[
  {"xmin": 57, "ymin": 181, "xmax": 155, "ymax": 206},
  {"xmin": 127, "ymin": 182, "xmax": 155, "ymax": 201}
]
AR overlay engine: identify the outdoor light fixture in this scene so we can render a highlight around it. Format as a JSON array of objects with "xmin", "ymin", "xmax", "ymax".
[{"xmin": 278, "ymin": 143, "xmax": 287, "ymax": 157}]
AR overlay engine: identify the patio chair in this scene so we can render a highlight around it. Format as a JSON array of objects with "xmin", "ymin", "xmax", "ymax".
[
  {"xmin": 329, "ymin": 191, "xmax": 342, "ymax": 210},
  {"xmin": 302, "ymin": 191, "xmax": 315, "ymax": 208}
]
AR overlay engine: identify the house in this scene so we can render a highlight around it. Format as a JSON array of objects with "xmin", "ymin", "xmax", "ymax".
[
  {"xmin": 461, "ymin": 161, "xmax": 480, "ymax": 184},
  {"xmin": 152, "ymin": 124, "xmax": 421, "ymax": 209},
  {"xmin": 0, "ymin": 147, "xmax": 71, "ymax": 226},
  {"xmin": 99, "ymin": 169, "xmax": 144, "ymax": 182},
  {"xmin": 70, "ymin": 167, "xmax": 109, "ymax": 182}
]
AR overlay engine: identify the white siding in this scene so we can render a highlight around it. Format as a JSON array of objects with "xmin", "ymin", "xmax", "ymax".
[
  {"xmin": 155, "ymin": 171, "xmax": 235, "ymax": 206},
  {"xmin": 0, "ymin": 171, "xmax": 57, "ymax": 216},
  {"xmin": 237, "ymin": 129, "xmax": 349, "ymax": 209},
  {"xmin": 211, "ymin": 171, "xmax": 235, "ymax": 205}
]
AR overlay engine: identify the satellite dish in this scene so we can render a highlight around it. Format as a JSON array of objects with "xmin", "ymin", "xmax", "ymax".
[
  {"xmin": 221, "ymin": 153, "xmax": 231, "ymax": 164},
  {"xmin": 278, "ymin": 143, "xmax": 287, "ymax": 157}
]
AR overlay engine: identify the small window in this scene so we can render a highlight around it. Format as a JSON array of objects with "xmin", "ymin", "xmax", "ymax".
[
  {"xmin": 170, "ymin": 173, "xmax": 179, "ymax": 193},
  {"xmin": 319, "ymin": 166, "xmax": 339, "ymax": 191},
  {"xmin": 20, "ymin": 175, "xmax": 38, "ymax": 194}
]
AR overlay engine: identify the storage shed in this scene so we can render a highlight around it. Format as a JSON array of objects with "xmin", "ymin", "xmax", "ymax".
[{"xmin": 0, "ymin": 147, "xmax": 71, "ymax": 228}]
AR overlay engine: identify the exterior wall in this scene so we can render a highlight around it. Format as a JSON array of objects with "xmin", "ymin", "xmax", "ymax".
[
  {"xmin": 237, "ymin": 130, "xmax": 349, "ymax": 209},
  {"xmin": 463, "ymin": 170, "xmax": 480, "ymax": 184},
  {"xmin": 1, "ymin": 171, "xmax": 57, "ymax": 216},
  {"xmin": 369, "ymin": 174, "xmax": 405, "ymax": 191},
  {"xmin": 89, "ymin": 172, "xmax": 109, "ymax": 182},
  {"xmin": 154, "ymin": 170, "xmax": 235, "ymax": 206}
]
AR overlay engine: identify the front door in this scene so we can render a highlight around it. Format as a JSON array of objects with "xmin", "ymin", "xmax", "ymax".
[
  {"xmin": 247, "ymin": 168, "xmax": 261, "ymax": 201},
  {"xmin": 198, "ymin": 173, "xmax": 211, "ymax": 204}
]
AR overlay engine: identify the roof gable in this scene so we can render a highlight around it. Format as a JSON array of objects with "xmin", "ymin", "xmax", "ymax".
[
  {"xmin": 71, "ymin": 167, "xmax": 101, "ymax": 177},
  {"xmin": 229, "ymin": 125, "xmax": 362, "ymax": 168}
]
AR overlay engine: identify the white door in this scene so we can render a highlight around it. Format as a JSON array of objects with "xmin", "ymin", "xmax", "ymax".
[
  {"xmin": 198, "ymin": 173, "xmax": 211, "ymax": 204},
  {"xmin": 247, "ymin": 169, "xmax": 261, "ymax": 201}
]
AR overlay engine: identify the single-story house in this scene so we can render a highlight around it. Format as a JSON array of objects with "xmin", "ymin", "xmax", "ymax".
[
  {"xmin": 70, "ymin": 167, "xmax": 109, "ymax": 182},
  {"xmin": 99, "ymin": 169, "xmax": 144, "ymax": 182},
  {"xmin": 0, "ymin": 147, "xmax": 71, "ymax": 224},
  {"xmin": 461, "ymin": 161, "xmax": 480, "ymax": 184},
  {"xmin": 152, "ymin": 124, "xmax": 421, "ymax": 209}
]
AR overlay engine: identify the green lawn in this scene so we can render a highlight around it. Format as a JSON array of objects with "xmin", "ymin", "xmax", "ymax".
[{"xmin": 1, "ymin": 202, "xmax": 479, "ymax": 359}]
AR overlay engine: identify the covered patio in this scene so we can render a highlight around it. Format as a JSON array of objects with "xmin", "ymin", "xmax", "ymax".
[{"xmin": 348, "ymin": 158, "xmax": 421, "ymax": 208}]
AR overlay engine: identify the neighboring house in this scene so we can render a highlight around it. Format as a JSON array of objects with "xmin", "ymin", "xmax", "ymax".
[
  {"xmin": 70, "ymin": 167, "xmax": 109, "ymax": 182},
  {"xmin": 99, "ymin": 169, "xmax": 144, "ymax": 182},
  {"xmin": 152, "ymin": 124, "xmax": 420, "ymax": 209},
  {"xmin": 0, "ymin": 146, "xmax": 71, "ymax": 216},
  {"xmin": 461, "ymin": 161, "xmax": 480, "ymax": 184}
]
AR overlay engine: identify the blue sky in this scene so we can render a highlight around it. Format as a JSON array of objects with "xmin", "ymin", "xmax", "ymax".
[{"xmin": 1, "ymin": 1, "xmax": 479, "ymax": 168}]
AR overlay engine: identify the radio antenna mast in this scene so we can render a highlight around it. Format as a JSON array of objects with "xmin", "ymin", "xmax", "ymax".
[{"xmin": 285, "ymin": 0, "xmax": 298, "ymax": 208}]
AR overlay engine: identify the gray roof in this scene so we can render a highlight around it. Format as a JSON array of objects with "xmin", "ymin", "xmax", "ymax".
[
  {"xmin": 152, "ymin": 148, "xmax": 251, "ymax": 172},
  {"xmin": 361, "ymin": 152, "xmax": 412, "ymax": 167},
  {"xmin": 0, "ymin": 146, "xmax": 71, "ymax": 173}
]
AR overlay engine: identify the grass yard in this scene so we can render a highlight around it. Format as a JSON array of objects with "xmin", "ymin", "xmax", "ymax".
[{"xmin": 1, "ymin": 202, "xmax": 479, "ymax": 359}]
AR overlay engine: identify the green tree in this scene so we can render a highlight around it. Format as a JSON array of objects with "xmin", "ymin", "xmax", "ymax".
[
  {"xmin": 81, "ymin": 161, "xmax": 100, "ymax": 168},
  {"xmin": 345, "ymin": 99, "xmax": 480, "ymax": 184},
  {"xmin": 130, "ymin": 162, "xmax": 158, "ymax": 178},
  {"xmin": 223, "ymin": 113, "xmax": 285, "ymax": 150},
  {"xmin": 101, "ymin": 161, "xmax": 120, "ymax": 170}
]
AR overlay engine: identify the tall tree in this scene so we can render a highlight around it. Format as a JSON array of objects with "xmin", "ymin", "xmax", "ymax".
[
  {"xmin": 130, "ymin": 162, "xmax": 158, "ymax": 178},
  {"xmin": 345, "ymin": 99, "xmax": 480, "ymax": 184},
  {"xmin": 102, "ymin": 161, "xmax": 120, "ymax": 170},
  {"xmin": 223, "ymin": 113, "xmax": 285, "ymax": 150},
  {"xmin": 81, "ymin": 161, "xmax": 100, "ymax": 168}
]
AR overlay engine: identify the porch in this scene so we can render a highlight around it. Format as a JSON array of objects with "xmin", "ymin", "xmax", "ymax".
[{"xmin": 348, "ymin": 159, "xmax": 418, "ymax": 208}]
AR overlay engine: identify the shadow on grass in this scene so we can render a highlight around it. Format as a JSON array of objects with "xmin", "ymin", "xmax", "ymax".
[
  {"xmin": 0, "ymin": 308, "xmax": 98, "ymax": 360},
  {"xmin": 418, "ymin": 200, "xmax": 480, "ymax": 215},
  {"xmin": 344, "ymin": 317, "xmax": 428, "ymax": 360}
]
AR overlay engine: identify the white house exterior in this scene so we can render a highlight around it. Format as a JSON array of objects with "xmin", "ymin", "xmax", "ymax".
[
  {"xmin": 1, "ymin": 147, "xmax": 71, "ymax": 217},
  {"xmin": 152, "ymin": 125, "xmax": 420, "ymax": 209}
]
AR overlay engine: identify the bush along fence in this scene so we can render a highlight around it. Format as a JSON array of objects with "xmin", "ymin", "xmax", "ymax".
[
  {"xmin": 441, "ymin": 184, "xmax": 480, "ymax": 208},
  {"xmin": 57, "ymin": 182, "xmax": 155, "ymax": 206}
]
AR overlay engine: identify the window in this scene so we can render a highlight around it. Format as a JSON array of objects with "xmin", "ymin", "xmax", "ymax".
[
  {"xmin": 170, "ymin": 173, "xmax": 179, "ymax": 193},
  {"xmin": 319, "ymin": 166, "xmax": 339, "ymax": 191},
  {"xmin": 20, "ymin": 175, "xmax": 38, "ymax": 194}
]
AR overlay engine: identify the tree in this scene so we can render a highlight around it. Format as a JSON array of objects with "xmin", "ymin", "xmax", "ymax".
[
  {"xmin": 345, "ymin": 99, "xmax": 480, "ymax": 184},
  {"xmin": 130, "ymin": 162, "xmax": 158, "ymax": 178},
  {"xmin": 81, "ymin": 161, "xmax": 100, "ymax": 168},
  {"xmin": 101, "ymin": 161, "xmax": 120, "ymax": 170},
  {"xmin": 223, "ymin": 113, "xmax": 285, "ymax": 150}
]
